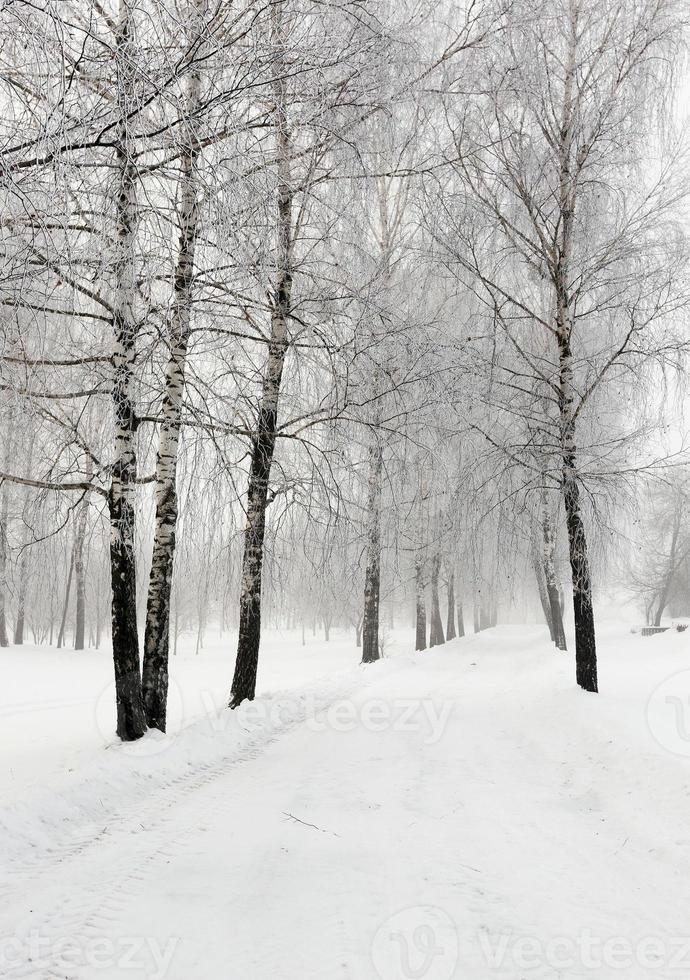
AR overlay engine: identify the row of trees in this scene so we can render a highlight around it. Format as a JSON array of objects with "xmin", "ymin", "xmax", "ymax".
[{"xmin": 0, "ymin": 0, "xmax": 687, "ymax": 738}]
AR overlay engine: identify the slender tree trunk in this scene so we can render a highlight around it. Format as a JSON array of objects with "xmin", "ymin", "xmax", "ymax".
[
  {"xmin": 141, "ymin": 71, "xmax": 199, "ymax": 721},
  {"xmin": 108, "ymin": 0, "xmax": 147, "ymax": 740},
  {"xmin": 57, "ymin": 548, "xmax": 75, "ymax": 649},
  {"xmin": 554, "ymin": 3, "xmax": 597, "ymax": 693},
  {"xmin": 556, "ymin": 299, "xmax": 597, "ymax": 687},
  {"xmin": 532, "ymin": 548, "xmax": 554, "ymax": 639},
  {"xmin": 541, "ymin": 490, "xmax": 567, "ymax": 650},
  {"xmin": 415, "ymin": 551, "xmax": 427, "ymax": 651},
  {"xmin": 446, "ymin": 568, "xmax": 456, "ymax": 641},
  {"xmin": 230, "ymin": 396, "xmax": 284, "ymax": 704},
  {"xmin": 429, "ymin": 550, "xmax": 445, "ymax": 647},
  {"xmin": 95, "ymin": 594, "xmax": 102, "ymax": 650},
  {"xmin": 73, "ymin": 481, "xmax": 91, "ymax": 651},
  {"xmin": 361, "ymin": 176, "xmax": 398, "ymax": 664},
  {"xmin": 13, "ymin": 432, "xmax": 35, "ymax": 646},
  {"xmin": 0, "ymin": 492, "xmax": 9, "ymax": 649},
  {"xmin": 652, "ymin": 517, "xmax": 682, "ymax": 626},
  {"xmin": 479, "ymin": 594, "xmax": 491, "ymax": 631},
  {"xmin": 361, "ymin": 440, "xmax": 383, "ymax": 664},
  {"xmin": 0, "ymin": 417, "xmax": 15, "ymax": 647},
  {"xmin": 456, "ymin": 594, "xmax": 465, "ymax": 638},
  {"xmin": 13, "ymin": 548, "xmax": 29, "ymax": 646},
  {"xmin": 141, "ymin": 70, "xmax": 200, "ymax": 724},
  {"xmin": 230, "ymin": 4, "xmax": 292, "ymax": 706},
  {"xmin": 561, "ymin": 462, "xmax": 597, "ymax": 690}
]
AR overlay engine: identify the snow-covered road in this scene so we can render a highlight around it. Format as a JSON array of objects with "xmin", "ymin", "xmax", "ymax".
[{"xmin": 2, "ymin": 625, "xmax": 690, "ymax": 979}]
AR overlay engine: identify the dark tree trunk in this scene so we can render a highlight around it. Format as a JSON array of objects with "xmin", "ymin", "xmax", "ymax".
[
  {"xmin": 562, "ymin": 468, "xmax": 597, "ymax": 691},
  {"xmin": 230, "ymin": 2, "xmax": 292, "ymax": 707},
  {"xmin": 553, "ymin": 33, "xmax": 597, "ymax": 693},
  {"xmin": 96, "ymin": 596, "xmax": 102, "ymax": 650},
  {"xmin": 652, "ymin": 524, "xmax": 681, "ymax": 627},
  {"xmin": 57, "ymin": 549, "xmax": 75, "ymax": 649},
  {"xmin": 73, "ymin": 486, "xmax": 90, "ymax": 651},
  {"xmin": 142, "ymin": 474, "xmax": 178, "ymax": 729},
  {"xmin": 0, "ymin": 418, "xmax": 14, "ymax": 647},
  {"xmin": 555, "ymin": 319, "xmax": 597, "ymax": 689},
  {"xmin": 107, "ymin": 0, "xmax": 147, "ymax": 740},
  {"xmin": 457, "ymin": 597, "xmax": 465, "ymax": 638},
  {"xmin": 141, "ymin": 82, "xmax": 199, "ymax": 727},
  {"xmin": 361, "ymin": 442, "xmax": 383, "ymax": 664},
  {"xmin": 13, "ymin": 549, "xmax": 29, "ymax": 646},
  {"xmin": 13, "ymin": 432, "xmax": 35, "ymax": 646},
  {"xmin": 446, "ymin": 569, "xmax": 456, "ymax": 641},
  {"xmin": 109, "ymin": 483, "xmax": 146, "ymax": 740},
  {"xmin": 0, "ymin": 502, "xmax": 9, "ymax": 648},
  {"xmin": 230, "ymin": 401, "xmax": 281, "ymax": 705},
  {"xmin": 542, "ymin": 497, "xmax": 567, "ymax": 651},
  {"xmin": 429, "ymin": 551, "xmax": 445, "ymax": 647},
  {"xmin": 415, "ymin": 552, "xmax": 426, "ymax": 651}
]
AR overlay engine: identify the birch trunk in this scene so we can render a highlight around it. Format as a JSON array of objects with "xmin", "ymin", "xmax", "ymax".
[
  {"xmin": 446, "ymin": 568, "xmax": 456, "ymax": 641},
  {"xmin": 652, "ymin": 508, "xmax": 683, "ymax": 626},
  {"xmin": 13, "ymin": 548, "xmax": 28, "ymax": 646},
  {"xmin": 13, "ymin": 433, "xmax": 35, "ymax": 646},
  {"xmin": 555, "ymin": 0, "xmax": 597, "ymax": 692},
  {"xmin": 414, "ymin": 551, "xmax": 427, "ymax": 651},
  {"xmin": 360, "ymin": 167, "xmax": 397, "ymax": 665},
  {"xmin": 541, "ymin": 490, "xmax": 567, "ymax": 651},
  {"xmin": 361, "ymin": 439, "xmax": 383, "ymax": 663},
  {"xmin": 532, "ymin": 543, "xmax": 554, "ymax": 640},
  {"xmin": 429, "ymin": 550, "xmax": 445, "ymax": 647},
  {"xmin": 142, "ymin": 52, "xmax": 201, "ymax": 731},
  {"xmin": 73, "ymin": 477, "xmax": 91, "ymax": 650},
  {"xmin": 108, "ymin": 0, "xmax": 146, "ymax": 739},
  {"xmin": 0, "ymin": 484, "xmax": 9, "ymax": 649},
  {"xmin": 456, "ymin": 594, "xmax": 465, "ymax": 638},
  {"xmin": 57, "ymin": 548, "xmax": 75, "ymax": 649},
  {"xmin": 230, "ymin": 2, "xmax": 292, "ymax": 706},
  {"xmin": 0, "ymin": 414, "xmax": 15, "ymax": 647}
]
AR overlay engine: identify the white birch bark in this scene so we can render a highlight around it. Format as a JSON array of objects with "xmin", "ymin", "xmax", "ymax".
[
  {"xmin": 142, "ymin": 17, "xmax": 202, "ymax": 731},
  {"xmin": 108, "ymin": 0, "xmax": 147, "ymax": 740}
]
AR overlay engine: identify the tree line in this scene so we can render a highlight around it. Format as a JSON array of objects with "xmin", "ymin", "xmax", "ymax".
[{"xmin": 0, "ymin": 0, "xmax": 687, "ymax": 738}]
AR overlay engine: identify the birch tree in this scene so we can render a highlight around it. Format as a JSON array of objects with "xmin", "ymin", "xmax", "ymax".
[{"xmin": 431, "ymin": 0, "xmax": 688, "ymax": 691}]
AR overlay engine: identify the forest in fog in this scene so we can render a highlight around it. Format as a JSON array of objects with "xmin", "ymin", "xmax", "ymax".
[{"xmin": 0, "ymin": 0, "xmax": 688, "ymax": 742}]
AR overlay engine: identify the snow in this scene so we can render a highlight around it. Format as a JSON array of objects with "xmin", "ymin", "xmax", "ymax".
[{"xmin": 2, "ymin": 623, "xmax": 690, "ymax": 979}]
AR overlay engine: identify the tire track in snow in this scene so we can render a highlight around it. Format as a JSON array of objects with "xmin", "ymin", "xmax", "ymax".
[{"xmin": 1, "ymin": 669, "xmax": 382, "ymax": 980}]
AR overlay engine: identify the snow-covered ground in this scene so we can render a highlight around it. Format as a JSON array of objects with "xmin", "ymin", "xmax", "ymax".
[{"xmin": 2, "ymin": 622, "xmax": 690, "ymax": 979}]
